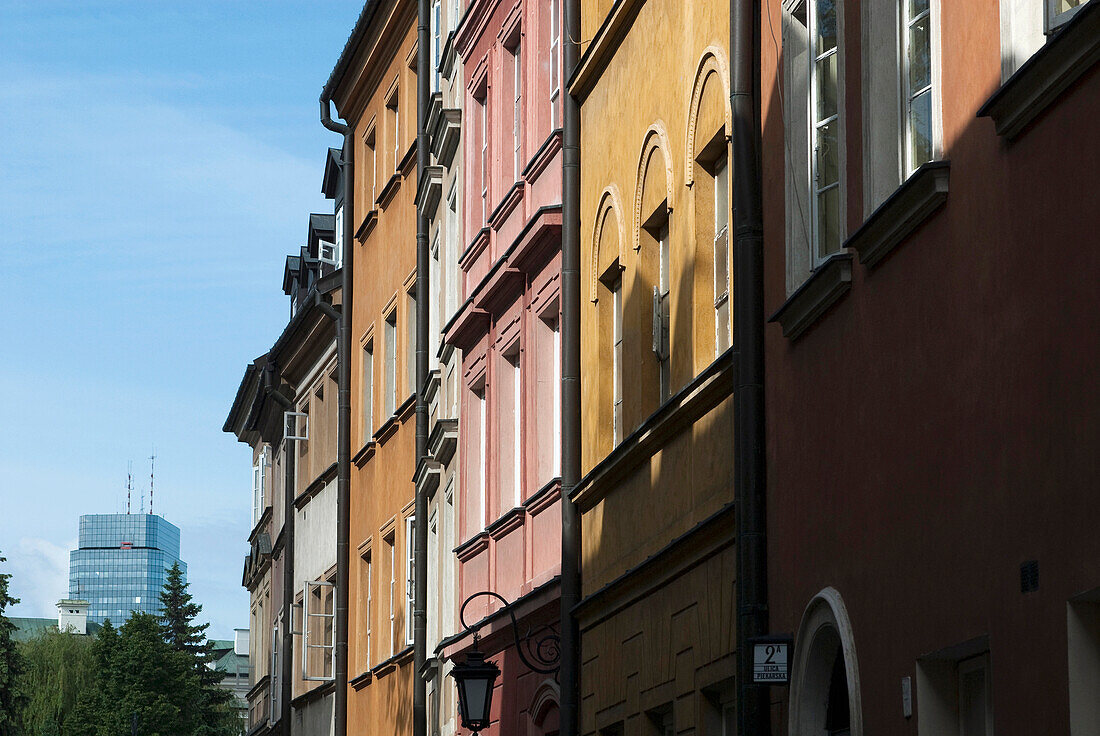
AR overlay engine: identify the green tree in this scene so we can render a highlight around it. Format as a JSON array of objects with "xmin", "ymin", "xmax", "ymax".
[
  {"xmin": 0, "ymin": 552, "xmax": 27, "ymax": 736},
  {"xmin": 16, "ymin": 627, "xmax": 96, "ymax": 736}
]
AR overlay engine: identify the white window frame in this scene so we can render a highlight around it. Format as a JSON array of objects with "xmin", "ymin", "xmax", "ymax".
[
  {"xmin": 251, "ymin": 450, "xmax": 266, "ymax": 527},
  {"xmin": 653, "ymin": 225, "xmax": 671, "ymax": 401},
  {"xmin": 901, "ymin": 0, "xmax": 933, "ymax": 175},
  {"xmin": 388, "ymin": 536, "xmax": 397, "ymax": 657},
  {"xmin": 549, "ymin": 0, "xmax": 561, "ymax": 124},
  {"xmin": 480, "ymin": 95, "xmax": 489, "ymax": 224},
  {"xmin": 509, "ymin": 351, "xmax": 522, "ymax": 507},
  {"xmin": 270, "ymin": 613, "xmax": 281, "ymax": 722},
  {"xmin": 807, "ymin": 0, "xmax": 841, "ymax": 264},
  {"xmin": 364, "ymin": 552, "xmax": 372, "ymax": 667},
  {"xmin": 405, "ymin": 516, "xmax": 416, "ymax": 647},
  {"xmin": 302, "ymin": 580, "xmax": 335, "ymax": 681},
  {"xmin": 611, "ymin": 279, "xmax": 623, "ymax": 444},
  {"xmin": 407, "ymin": 287, "xmax": 418, "ymax": 398},
  {"xmin": 713, "ymin": 156, "xmax": 730, "ymax": 355},
  {"xmin": 477, "ymin": 387, "xmax": 487, "ymax": 529},
  {"xmin": 385, "ymin": 311, "xmax": 398, "ymax": 417},
  {"xmin": 363, "ymin": 341, "xmax": 374, "ymax": 441},
  {"xmin": 432, "ymin": 0, "xmax": 442, "ymax": 93},
  {"xmin": 513, "ymin": 41, "xmax": 523, "ymax": 179},
  {"xmin": 285, "ymin": 411, "xmax": 308, "ymax": 441},
  {"xmin": 552, "ymin": 316, "xmax": 561, "ymax": 475},
  {"xmin": 328, "ymin": 205, "xmax": 344, "ymax": 268},
  {"xmin": 1047, "ymin": 0, "xmax": 1086, "ymax": 32},
  {"xmin": 446, "ymin": 188, "xmax": 460, "ymax": 317}
]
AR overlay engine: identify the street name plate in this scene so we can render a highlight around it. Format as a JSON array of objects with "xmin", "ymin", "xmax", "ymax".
[{"xmin": 752, "ymin": 638, "xmax": 791, "ymax": 684}]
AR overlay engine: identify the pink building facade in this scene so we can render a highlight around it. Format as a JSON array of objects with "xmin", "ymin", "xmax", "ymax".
[{"xmin": 441, "ymin": 0, "xmax": 564, "ymax": 733}]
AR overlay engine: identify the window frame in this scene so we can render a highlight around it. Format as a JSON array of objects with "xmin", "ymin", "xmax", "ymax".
[
  {"xmin": 404, "ymin": 516, "xmax": 416, "ymax": 647},
  {"xmin": 362, "ymin": 339, "xmax": 374, "ymax": 441},
  {"xmin": 549, "ymin": 0, "xmax": 561, "ymax": 124},
  {"xmin": 1047, "ymin": 0, "xmax": 1086, "ymax": 33},
  {"xmin": 712, "ymin": 155, "xmax": 731, "ymax": 355},
  {"xmin": 611, "ymin": 277, "xmax": 623, "ymax": 444},
  {"xmin": 654, "ymin": 224, "xmax": 671, "ymax": 401},
  {"xmin": 512, "ymin": 40, "xmax": 523, "ymax": 179},
  {"xmin": 406, "ymin": 285, "xmax": 418, "ymax": 399},
  {"xmin": 384, "ymin": 310, "xmax": 398, "ymax": 417},
  {"xmin": 901, "ymin": 0, "xmax": 934, "ymax": 175},
  {"xmin": 302, "ymin": 579, "xmax": 335, "ymax": 682},
  {"xmin": 807, "ymin": 0, "xmax": 842, "ymax": 265}
]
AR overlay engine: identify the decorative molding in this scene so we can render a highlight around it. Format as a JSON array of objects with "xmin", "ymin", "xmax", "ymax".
[
  {"xmin": 428, "ymin": 418, "xmax": 459, "ymax": 465},
  {"xmin": 417, "ymin": 165, "xmax": 445, "ymax": 217},
  {"xmin": 355, "ymin": 209, "xmax": 378, "ymax": 242},
  {"xmin": 488, "ymin": 181, "xmax": 525, "ymax": 230},
  {"xmin": 978, "ymin": 1, "xmax": 1100, "ymax": 140},
  {"xmin": 569, "ymin": 0, "xmax": 647, "ymax": 102},
  {"xmin": 293, "ymin": 461, "xmax": 338, "ymax": 510},
  {"xmin": 590, "ymin": 185, "xmax": 626, "ymax": 303},
  {"xmin": 376, "ymin": 171, "xmax": 402, "ymax": 209},
  {"xmin": 768, "ymin": 254, "xmax": 853, "ymax": 340},
  {"xmin": 846, "ymin": 161, "xmax": 949, "ymax": 267},
  {"xmin": 633, "ymin": 124, "xmax": 675, "ymax": 252},
  {"xmin": 685, "ymin": 47, "xmax": 733, "ymax": 187},
  {"xmin": 352, "ymin": 440, "xmax": 377, "ymax": 468},
  {"xmin": 522, "ymin": 129, "xmax": 563, "ymax": 184}
]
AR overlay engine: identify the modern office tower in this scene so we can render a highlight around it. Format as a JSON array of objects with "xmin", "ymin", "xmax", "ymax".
[{"xmin": 68, "ymin": 513, "xmax": 186, "ymax": 625}]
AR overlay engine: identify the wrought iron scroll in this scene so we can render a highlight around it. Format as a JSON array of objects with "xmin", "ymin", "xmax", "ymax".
[{"xmin": 459, "ymin": 591, "xmax": 561, "ymax": 675}]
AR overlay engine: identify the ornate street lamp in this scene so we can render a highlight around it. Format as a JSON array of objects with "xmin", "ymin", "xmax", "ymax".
[{"xmin": 449, "ymin": 591, "xmax": 560, "ymax": 734}]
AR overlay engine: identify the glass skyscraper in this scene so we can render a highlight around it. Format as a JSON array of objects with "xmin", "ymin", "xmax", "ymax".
[{"xmin": 68, "ymin": 513, "xmax": 186, "ymax": 625}]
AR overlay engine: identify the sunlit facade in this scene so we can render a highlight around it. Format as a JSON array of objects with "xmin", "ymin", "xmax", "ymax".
[{"xmin": 68, "ymin": 513, "xmax": 185, "ymax": 625}]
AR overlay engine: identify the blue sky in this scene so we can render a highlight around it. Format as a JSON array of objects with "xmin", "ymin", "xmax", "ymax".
[{"xmin": 0, "ymin": 0, "xmax": 362, "ymax": 638}]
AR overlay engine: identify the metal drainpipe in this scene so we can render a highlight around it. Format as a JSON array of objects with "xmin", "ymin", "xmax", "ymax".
[
  {"xmin": 560, "ymin": 0, "xmax": 582, "ymax": 732},
  {"xmin": 263, "ymin": 366, "xmax": 296, "ymax": 736},
  {"xmin": 414, "ymin": 1, "xmax": 430, "ymax": 736},
  {"xmin": 730, "ymin": 0, "xmax": 769, "ymax": 735},
  {"xmin": 320, "ymin": 97, "xmax": 352, "ymax": 736}
]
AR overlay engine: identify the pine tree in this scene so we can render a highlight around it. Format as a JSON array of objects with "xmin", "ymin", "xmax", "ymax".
[
  {"xmin": 0, "ymin": 552, "xmax": 28, "ymax": 736},
  {"xmin": 158, "ymin": 563, "xmax": 225, "ymax": 690}
]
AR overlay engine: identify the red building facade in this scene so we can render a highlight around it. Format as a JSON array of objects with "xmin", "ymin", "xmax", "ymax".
[
  {"xmin": 762, "ymin": 2, "xmax": 1100, "ymax": 735},
  {"xmin": 441, "ymin": 0, "xmax": 565, "ymax": 734}
]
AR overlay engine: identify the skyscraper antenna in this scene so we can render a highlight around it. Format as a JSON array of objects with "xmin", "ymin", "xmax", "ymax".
[
  {"xmin": 149, "ymin": 448, "xmax": 156, "ymax": 515},
  {"xmin": 127, "ymin": 461, "xmax": 133, "ymax": 515}
]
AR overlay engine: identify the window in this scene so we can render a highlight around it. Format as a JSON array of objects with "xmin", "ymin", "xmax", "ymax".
[
  {"xmin": 251, "ymin": 448, "xmax": 267, "ymax": 527},
  {"xmin": 479, "ymin": 92, "xmax": 489, "ymax": 223},
  {"xmin": 404, "ymin": 516, "xmax": 415, "ymax": 647},
  {"xmin": 902, "ymin": 0, "xmax": 933, "ymax": 173},
  {"xmin": 385, "ymin": 310, "xmax": 398, "ymax": 416},
  {"xmin": 654, "ymin": 225, "xmax": 671, "ymax": 401},
  {"xmin": 385, "ymin": 532, "xmax": 396, "ymax": 656},
  {"xmin": 549, "ymin": 0, "xmax": 561, "ymax": 124},
  {"xmin": 512, "ymin": 41, "xmax": 523, "ymax": 179},
  {"xmin": 430, "ymin": 232, "xmax": 441, "ymax": 358},
  {"xmin": 500, "ymin": 347, "xmax": 522, "ymax": 509},
  {"xmin": 270, "ymin": 614, "xmax": 281, "ymax": 719},
  {"xmin": 302, "ymin": 580, "xmax": 335, "ymax": 681},
  {"xmin": 477, "ymin": 386, "xmax": 487, "ymax": 529},
  {"xmin": 809, "ymin": 0, "xmax": 840, "ymax": 261},
  {"xmin": 552, "ymin": 316, "xmax": 561, "ymax": 475},
  {"xmin": 362, "ymin": 340, "xmax": 374, "ymax": 441},
  {"xmin": 713, "ymin": 155, "xmax": 730, "ymax": 354},
  {"xmin": 446, "ymin": 188, "xmax": 459, "ymax": 316},
  {"xmin": 360, "ymin": 550, "xmax": 372, "ymax": 669},
  {"xmin": 611, "ymin": 278, "xmax": 623, "ymax": 443},
  {"xmin": 365, "ymin": 128, "xmax": 377, "ymax": 203},
  {"xmin": 407, "ymin": 287, "xmax": 417, "ymax": 398},
  {"xmin": 1048, "ymin": 0, "xmax": 1086, "ymax": 32},
  {"xmin": 388, "ymin": 89, "xmax": 400, "ymax": 172},
  {"xmin": 322, "ymin": 207, "xmax": 343, "ymax": 269},
  {"xmin": 432, "ymin": 0, "xmax": 442, "ymax": 92}
]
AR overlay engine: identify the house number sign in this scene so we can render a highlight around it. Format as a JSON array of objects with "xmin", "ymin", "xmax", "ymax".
[{"xmin": 750, "ymin": 636, "xmax": 793, "ymax": 685}]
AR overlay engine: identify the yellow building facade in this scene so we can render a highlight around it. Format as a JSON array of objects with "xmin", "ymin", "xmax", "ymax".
[{"xmin": 571, "ymin": 1, "xmax": 738, "ymax": 734}]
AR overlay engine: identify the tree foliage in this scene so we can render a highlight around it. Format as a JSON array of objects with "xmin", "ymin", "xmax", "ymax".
[
  {"xmin": 0, "ymin": 552, "xmax": 28, "ymax": 736},
  {"xmin": 16, "ymin": 627, "xmax": 96, "ymax": 736}
]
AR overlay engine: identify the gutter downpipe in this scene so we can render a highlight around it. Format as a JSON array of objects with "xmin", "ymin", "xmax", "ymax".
[
  {"xmin": 263, "ymin": 365, "xmax": 296, "ymax": 736},
  {"xmin": 414, "ymin": 2, "xmax": 430, "ymax": 736},
  {"xmin": 320, "ymin": 97, "xmax": 352, "ymax": 736},
  {"xmin": 560, "ymin": 0, "xmax": 581, "ymax": 733},
  {"xmin": 730, "ymin": 0, "xmax": 769, "ymax": 735}
]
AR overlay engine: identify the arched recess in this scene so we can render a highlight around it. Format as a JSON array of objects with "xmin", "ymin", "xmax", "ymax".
[
  {"xmin": 590, "ymin": 185, "xmax": 626, "ymax": 304},
  {"xmin": 685, "ymin": 47, "xmax": 733, "ymax": 187},
  {"xmin": 789, "ymin": 587, "xmax": 864, "ymax": 736},
  {"xmin": 528, "ymin": 678, "xmax": 561, "ymax": 736},
  {"xmin": 632, "ymin": 124, "xmax": 675, "ymax": 252}
]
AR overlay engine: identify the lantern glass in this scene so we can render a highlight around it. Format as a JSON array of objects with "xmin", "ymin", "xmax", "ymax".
[{"xmin": 453, "ymin": 650, "xmax": 499, "ymax": 732}]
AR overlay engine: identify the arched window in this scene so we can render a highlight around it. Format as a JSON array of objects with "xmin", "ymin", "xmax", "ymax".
[
  {"xmin": 633, "ymin": 128, "xmax": 674, "ymax": 408},
  {"xmin": 789, "ymin": 588, "xmax": 863, "ymax": 736},
  {"xmin": 593, "ymin": 189, "xmax": 624, "ymax": 450},
  {"xmin": 687, "ymin": 51, "xmax": 733, "ymax": 359}
]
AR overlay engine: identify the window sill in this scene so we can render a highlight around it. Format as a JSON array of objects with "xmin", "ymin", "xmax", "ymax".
[
  {"xmin": 352, "ymin": 440, "xmax": 377, "ymax": 468},
  {"xmin": 355, "ymin": 210, "xmax": 377, "ymax": 243},
  {"xmin": 847, "ymin": 160, "xmax": 950, "ymax": 268},
  {"xmin": 370, "ymin": 645, "xmax": 415, "ymax": 680},
  {"xmin": 376, "ymin": 172, "xmax": 402, "ymax": 209},
  {"xmin": 349, "ymin": 670, "xmax": 372, "ymax": 691},
  {"xmin": 978, "ymin": 0, "xmax": 1100, "ymax": 140},
  {"xmin": 768, "ymin": 253, "xmax": 853, "ymax": 341}
]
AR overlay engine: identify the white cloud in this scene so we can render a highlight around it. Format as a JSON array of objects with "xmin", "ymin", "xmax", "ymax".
[{"xmin": 6, "ymin": 536, "xmax": 73, "ymax": 618}]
